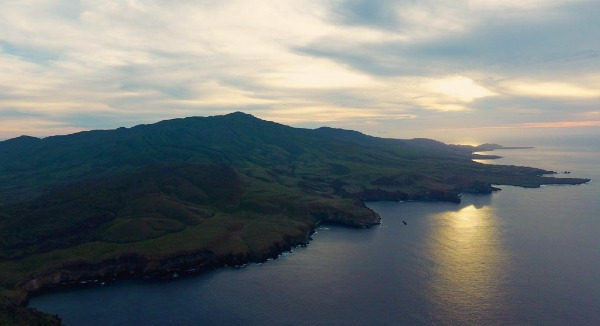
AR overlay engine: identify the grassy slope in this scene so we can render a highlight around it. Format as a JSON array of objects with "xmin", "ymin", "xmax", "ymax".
[{"xmin": 0, "ymin": 112, "xmax": 589, "ymax": 324}]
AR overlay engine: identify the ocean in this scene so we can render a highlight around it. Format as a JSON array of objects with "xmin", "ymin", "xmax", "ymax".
[{"xmin": 29, "ymin": 143, "xmax": 600, "ymax": 325}]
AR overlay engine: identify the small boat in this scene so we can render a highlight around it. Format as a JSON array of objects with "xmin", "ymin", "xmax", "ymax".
[{"xmin": 402, "ymin": 221, "xmax": 407, "ymax": 225}]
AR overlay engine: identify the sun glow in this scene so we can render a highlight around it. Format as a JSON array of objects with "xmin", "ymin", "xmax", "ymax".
[{"xmin": 429, "ymin": 76, "xmax": 496, "ymax": 102}]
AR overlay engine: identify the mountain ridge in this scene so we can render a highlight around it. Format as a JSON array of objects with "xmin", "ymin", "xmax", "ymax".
[{"xmin": 0, "ymin": 112, "xmax": 493, "ymax": 205}]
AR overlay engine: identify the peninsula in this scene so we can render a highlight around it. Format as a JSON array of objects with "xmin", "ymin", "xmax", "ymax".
[{"xmin": 0, "ymin": 112, "xmax": 589, "ymax": 324}]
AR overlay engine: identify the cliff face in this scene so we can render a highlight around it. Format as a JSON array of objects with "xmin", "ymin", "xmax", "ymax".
[
  {"xmin": 308, "ymin": 202, "xmax": 381, "ymax": 228},
  {"xmin": 19, "ymin": 226, "xmax": 315, "ymax": 295}
]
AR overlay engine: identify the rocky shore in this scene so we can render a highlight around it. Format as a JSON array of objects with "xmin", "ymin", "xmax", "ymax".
[
  {"xmin": 1, "ymin": 207, "xmax": 378, "ymax": 325},
  {"xmin": 21, "ymin": 231, "xmax": 313, "ymax": 295},
  {"xmin": 3, "ymin": 227, "xmax": 314, "ymax": 325}
]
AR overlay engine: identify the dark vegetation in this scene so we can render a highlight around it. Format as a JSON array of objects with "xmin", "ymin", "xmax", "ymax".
[{"xmin": 0, "ymin": 112, "xmax": 589, "ymax": 324}]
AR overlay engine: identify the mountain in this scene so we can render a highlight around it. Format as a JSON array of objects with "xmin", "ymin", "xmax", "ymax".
[
  {"xmin": 0, "ymin": 113, "xmax": 479, "ymax": 205},
  {"xmin": 0, "ymin": 112, "xmax": 589, "ymax": 324},
  {"xmin": 450, "ymin": 143, "xmax": 535, "ymax": 155}
]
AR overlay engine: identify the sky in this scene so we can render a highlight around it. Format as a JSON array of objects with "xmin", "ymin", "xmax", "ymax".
[{"xmin": 1, "ymin": 0, "xmax": 599, "ymax": 145}]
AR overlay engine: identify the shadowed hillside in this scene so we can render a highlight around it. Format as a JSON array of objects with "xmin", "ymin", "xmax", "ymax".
[
  {"xmin": 0, "ymin": 112, "xmax": 589, "ymax": 324},
  {"xmin": 0, "ymin": 112, "xmax": 503, "ymax": 205}
]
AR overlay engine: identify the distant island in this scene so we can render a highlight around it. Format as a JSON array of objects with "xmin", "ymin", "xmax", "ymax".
[
  {"xmin": 0, "ymin": 112, "xmax": 589, "ymax": 324},
  {"xmin": 449, "ymin": 143, "xmax": 535, "ymax": 159},
  {"xmin": 473, "ymin": 143, "xmax": 535, "ymax": 151}
]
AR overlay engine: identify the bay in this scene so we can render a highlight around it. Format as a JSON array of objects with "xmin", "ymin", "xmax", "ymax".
[{"xmin": 29, "ymin": 143, "xmax": 600, "ymax": 325}]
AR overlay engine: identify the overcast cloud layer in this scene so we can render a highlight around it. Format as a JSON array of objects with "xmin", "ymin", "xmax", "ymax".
[{"xmin": 1, "ymin": 0, "xmax": 599, "ymax": 143}]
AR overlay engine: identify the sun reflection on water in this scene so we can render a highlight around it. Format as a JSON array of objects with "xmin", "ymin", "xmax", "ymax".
[{"xmin": 426, "ymin": 202, "xmax": 508, "ymax": 323}]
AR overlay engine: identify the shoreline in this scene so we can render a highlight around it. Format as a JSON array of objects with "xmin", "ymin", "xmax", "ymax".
[
  {"xmin": 3, "ymin": 176, "xmax": 591, "ymax": 324},
  {"xmin": 5, "ymin": 226, "xmax": 317, "ymax": 325},
  {"xmin": 26, "ymin": 228, "xmax": 314, "ymax": 298},
  {"xmin": 18, "ymin": 209, "xmax": 377, "ymax": 308},
  {"xmin": 15, "ymin": 178, "xmax": 588, "ymax": 295}
]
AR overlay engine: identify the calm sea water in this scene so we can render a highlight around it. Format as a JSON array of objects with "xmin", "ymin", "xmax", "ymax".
[{"xmin": 30, "ymin": 144, "xmax": 600, "ymax": 325}]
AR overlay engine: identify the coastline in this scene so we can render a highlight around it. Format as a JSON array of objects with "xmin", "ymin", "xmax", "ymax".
[
  {"xmin": 23, "ymin": 228, "xmax": 315, "ymax": 294},
  {"xmin": 4, "ymin": 223, "xmax": 316, "ymax": 325},
  {"xmin": 3, "ymin": 177, "xmax": 591, "ymax": 324}
]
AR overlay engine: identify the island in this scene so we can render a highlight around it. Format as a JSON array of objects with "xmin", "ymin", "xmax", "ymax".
[{"xmin": 0, "ymin": 112, "xmax": 589, "ymax": 324}]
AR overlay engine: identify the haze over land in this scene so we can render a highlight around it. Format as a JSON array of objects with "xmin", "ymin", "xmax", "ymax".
[{"xmin": 1, "ymin": 0, "xmax": 599, "ymax": 143}]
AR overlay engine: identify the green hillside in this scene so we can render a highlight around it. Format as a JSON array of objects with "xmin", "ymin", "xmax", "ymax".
[{"xmin": 0, "ymin": 112, "xmax": 589, "ymax": 324}]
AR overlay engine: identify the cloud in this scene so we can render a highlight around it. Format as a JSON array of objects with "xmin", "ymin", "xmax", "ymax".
[
  {"xmin": 0, "ymin": 118, "xmax": 84, "ymax": 139},
  {"xmin": 330, "ymin": 0, "xmax": 400, "ymax": 29},
  {"xmin": 308, "ymin": 0, "xmax": 600, "ymax": 76},
  {"xmin": 0, "ymin": 0, "xmax": 598, "ymax": 142},
  {"xmin": 498, "ymin": 81, "xmax": 600, "ymax": 98},
  {"xmin": 460, "ymin": 120, "xmax": 600, "ymax": 130},
  {"xmin": 428, "ymin": 76, "xmax": 496, "ymax": 102},
  {"xmin": 514, "ymin": 120, "xmax": 600, "ymax": 128}
]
